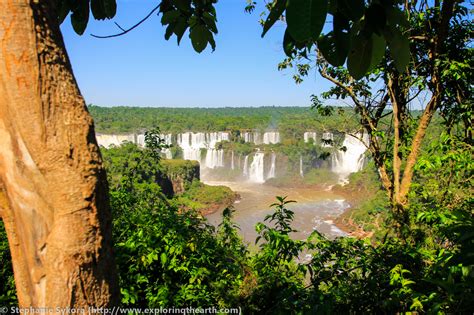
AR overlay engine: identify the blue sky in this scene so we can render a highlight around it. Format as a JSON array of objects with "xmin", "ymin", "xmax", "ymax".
[{"xmin": 61, "ymin": 0, "xmax": 332, "ymax": 107}]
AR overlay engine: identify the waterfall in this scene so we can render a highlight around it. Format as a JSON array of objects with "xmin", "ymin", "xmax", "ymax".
[
  {"xmin": 249, "ymin": 152, "xmax": 265, "ymax": 183},
  {"xmin": 136, "ymin": 134, "xmax": 145, "ymax": 147},
  {"xmin": 205, "ymin": 149, "xmax": 224, "ymax": 169},
  {"xmin": 299, "ymin": 156, "xmax": 304, "ymax": 177},
  {"xmin": 253, "ymin": 132, "xmax": 262, "ymax": 145},
  {"xmin": 321, "ymin": 132, "xmax": 334, "ymax": 147},
  {"xmin": 263, "ymin": 132, "xmax": 280, "ymax": 144},
  {"xmin": 207, "ymin": 132, "xmax": 229, "ymax": 149},
  {"xmin": 231, "ymin": 151, "xmax": 235, "ymax": 170},
  {"xmin": 242, "ymin": 155, "xmax": 249, "ymax": 177},
  {"xmin": 267, "ymin": 153, "xmax": 276, "ymax": 179},
  {"xmin": 331, "ymin": 133, "xmax": 369, "ymax": 182},
  {"xmin": 243, "ymin": 132, "xmax": 252, "ymax": 143},
  {"xmin": 178, "ymin": 132, "xmax": 204, "ymax": 162},
  {"xmin": 162, "ymin": 149, "xmax": 172, "ymax": 159},
  {"xmin": 304, "ymin": 132, "xmax": 317, "ymax": 143},
  {"xmin": 176, "ymin": 132, "xmax": 229, "ymax": 164},
  {"xmin": 96, "ymin": 134, "xmax": 135, "ymax": 148}
]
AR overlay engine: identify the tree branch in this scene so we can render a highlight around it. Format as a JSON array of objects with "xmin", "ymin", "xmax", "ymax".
[
  {"xmin": 388, "ymin": 75, "xmax": 402, "ymax": 205},
  {"xmin": 91, "ymin": 4, "xmax": 161, "ymax": 39}
]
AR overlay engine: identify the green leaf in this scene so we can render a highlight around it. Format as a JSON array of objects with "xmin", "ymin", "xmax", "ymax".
[
  {"xmin": 262, "ymin": 0, "xmax": 287, "ymax": 37},
  {"xmin": 189, "ymin": 24, "xmax": 210, "ymax": 53},
  {"xmin": 58, "ymin": 0, "xmax": 71, "ymax": 24},
  {"xmin": 283, "ymin": 29, "xmax": 296, "ymax": 57},
  {"xmin": 91, "ymin": 0, "xmax": 116, "ymax": 20},
  {"xmin": 386, "ymin": 6, "xmax": 409, "ymax": 28},
  {"xmin": 369, "ymin": 33, "xmax": 386, "ymax": 70},
  {"xmin": 337, "ymin": 0, "xmax": 364, "ymax": 21},
  {"xmin": 70, "ymin": 0, "xmax": 90, "ymax": 35},
  {"xmin": 161, "ymin": 10, "xmax": 181, "ymax": 25},
  {"xmin": 160, "ymin": 252, "xmax": 168, "ymax": 265},
  {"xmin": 318, "ymin": 31, "xmax": 349, "ymax": 66},
  {"xmin": 347, "ymin": 32, "xmax": 385, "ymax": 79},
  {"xmin": 172, "ymin": 0, "xmax": 191, "ymax": 12},
  {"xmin": 386, "ymin": 29, "xmax": 410, "ymax": 72},
  {"xmin": 365, "ymin": 3, "xmax": 387, "ymax": 35},
  {"xmin": 347, "ymin": 33, "xmax": 372, "ymax": 79},
  {"xmin": 286, "ymin": 0, "xmax": 328, "ymax": 42},
  {"xmin": 174, "ymin": 17, "xmax": 188, "ymax": 44},
  {"xmin": 164, "ymin": 23, "xmax": 176, "ymax": 40},
  {"xmin": 103, "ymin": 0, "xmax": 117, "ymax": 18},
  {"xmin": 203, "ymin": 12, "xmax": 218, "ymax": 34}
]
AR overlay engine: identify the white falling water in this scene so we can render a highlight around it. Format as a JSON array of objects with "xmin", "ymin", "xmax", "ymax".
[
  {"xmin": 161, "ymin": 133, "xmax": 173, "ymax": 159},
  {"xmin": 249, "ymin": 152, "xmax": 265, "ymax": 183},
  {"xmin": 263, "ymin": 132, "xmax": 280, "ymax": 144},
  {"xmin": 299, "ymin": 156, "xmax": 304, "ymax": 177},
  {"xmin": 267, "ymin": 153, "xmax": 276, "ymax": 179},
  {"xmin": 331, "ymin": 133, "xmax": 369, "ymax": 183},
  {"xmin": 136, "ymin": 134, "xmax": 145, "ymax": 147},
  {"xmin": 242, "ymin": 155, "xmax": 249, "ymax": 177},
  {"xmin": 178, "ymin": 132, "xmax": 204, "ymax": 162},
  {"xmin": 253, "ymin": 132, "xmax": 262, "ymax": 145},
  {"xmin": 231, "ymin": 151, "xmax": 235, "ymax": 170},
  {"xmin": 206, "ymin": 132, "xmax": 229, "ymax": 148},
  {"xmin": 176, "ymin": 132, "xmax": 229, "ymax": 164},
  {"xmin": 205, "ymin": 149, "xmax": 225, "ymax": 169},
  {"xmin": 304, "ymin": 132, "xmax": 317, "ymax": 143},
  {"xmin": 162, "ymin": 149, "xmax": 173, "ymax": 159},
  {"xmin": 96, "ymin": 134, "xmax": 135, "ymax": 148},
  {"xmin": 243, "ymin": 132, "xmax": 252, "ymax": 143}
]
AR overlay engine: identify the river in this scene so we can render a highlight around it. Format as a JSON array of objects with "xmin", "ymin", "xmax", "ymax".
[{"xmin": 204, "ymin": 180, "xmax": 349, "ymax": 244}]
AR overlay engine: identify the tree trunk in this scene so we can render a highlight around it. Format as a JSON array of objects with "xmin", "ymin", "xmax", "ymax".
[{"xmin": 0, "ymin": 0, "xmax": 119, "ymax": 309}]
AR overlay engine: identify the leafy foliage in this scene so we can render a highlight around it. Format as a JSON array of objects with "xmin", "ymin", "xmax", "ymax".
[{"xmin": 0, "ymin": 222, "xmax": 17, "ymax": 306}]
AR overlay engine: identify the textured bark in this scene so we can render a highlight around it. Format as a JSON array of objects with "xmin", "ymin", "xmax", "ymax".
[{"xmin": 0, "ymin": 0, "xmax": 118, "ymax": 309}]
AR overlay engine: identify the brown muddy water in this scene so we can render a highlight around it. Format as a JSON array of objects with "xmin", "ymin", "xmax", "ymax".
[{"xmin": 204, "ymin": 180, "xmax": 349, "ymax": 244}]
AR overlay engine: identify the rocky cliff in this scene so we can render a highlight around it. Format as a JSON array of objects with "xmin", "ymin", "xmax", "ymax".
[{"xmin": 159, "ymin": 159, "xmax": 200, "ymax": 196}]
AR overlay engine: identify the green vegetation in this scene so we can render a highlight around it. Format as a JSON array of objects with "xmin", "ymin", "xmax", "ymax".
[
  {"xmin": 1, "ymin": 127, "xmax": 473, "ymax": 312},
  {"xmin": 100, "ymin": 129, "xmax": 234, "ymax": 213},
  {"xmin": 334, "ymin": 162, "xmax": 390, "ymax": 238},
  {"xmin": 0, "ymin": 222, "xmax": 16, "ymax": 306},
  {"xmin": 173, "ymin": 180, "xmax": 237, "ymax": 214},
  {"xmin": 89, "ymin": 105, "xmax": 359, "ymax": 135}
]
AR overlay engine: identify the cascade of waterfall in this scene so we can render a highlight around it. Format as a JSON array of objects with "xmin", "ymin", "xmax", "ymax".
[
  {"xmin": 162, "ymin": 149, "xmax": 172, "ymax": 159},
  {"xmin": 331, "ymin": 133, "xmax": 369, "ymax": 182},
  {"xmin": 161, "ymin": 133, "xmax": 173, "ymax": 159},
  {"xmin": 231, "ymin": 151, "xmax": 235, "ymax": 170},
  {"xmin": 206, "ymin": 132, "xmax": 229, "ymax": 149},
  {"xmin": 267, "ymin": 153, "xmax": 276, "ymax": 179},
  {"xmin": 299, "ymin": 156, "xmax": 304, "ymax": 177},
  {"xmin": 253, "ymin": 132, "xmax": 262, "ymax": 145},
  {"xmin": 304, "ymin": 132, "xmax": 317, "ymax": 144},
  {"xmin": 243, "ymin": 155, "xmax": 249, "ymax": 177},
  {"xmin": 176, "ymin": 132, "xmax": 229, "ymax": 164},
  {"xmin": 178, "ymin": 132, "xmax": 204, "ymax": 162},
  {"xmin": 249, "ymin": 152, "xmax": 265, "ymax": 183},
  {"xmin": 243, "ymin": 132, "xmax": 252, "ymax": 143},
  {"xmin": 96, "ymin": 134, "xmax": 135, "ymax": 148},
  {"xmin": 205, "ymin": 149, "xmax": 224, "ymax": 168},
  {"xmin": 136, "ymin": 134, "xmax": 145, "ymax": 147},
  {"xmin": 263, "ymin": 132, "xmax": 280, "ymax": 144}
]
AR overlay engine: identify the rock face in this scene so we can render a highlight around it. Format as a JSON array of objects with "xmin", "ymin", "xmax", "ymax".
[{"xmin": 159, "ymin": 160, "xmax": 200, "ymax": 196}]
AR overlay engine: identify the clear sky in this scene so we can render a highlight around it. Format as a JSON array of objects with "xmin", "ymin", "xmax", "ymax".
[{"xmin": 61, "ymin": 0, "xmax": 332, "ymax": 107}]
